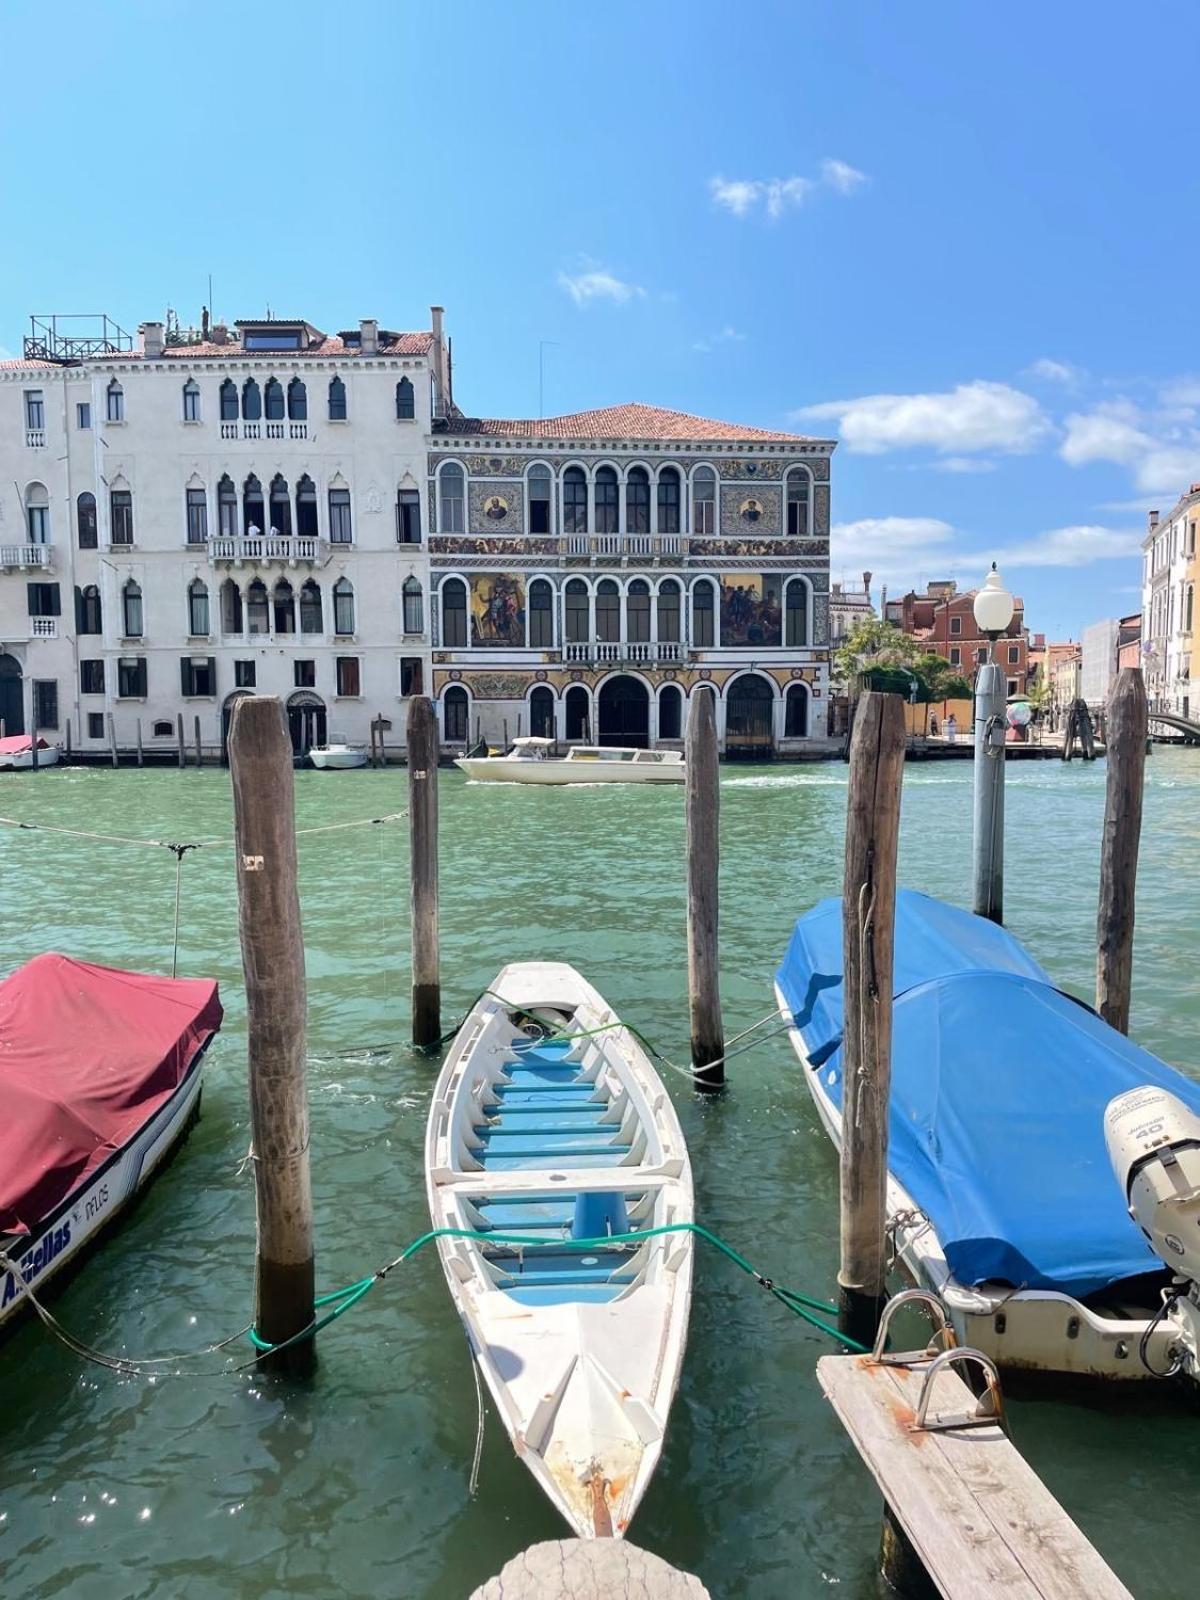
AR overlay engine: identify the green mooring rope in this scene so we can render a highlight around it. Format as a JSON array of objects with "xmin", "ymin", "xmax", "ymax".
[{"xmin": 247, "ymin": 1221, "xmax": 869, "ymax": 1357}]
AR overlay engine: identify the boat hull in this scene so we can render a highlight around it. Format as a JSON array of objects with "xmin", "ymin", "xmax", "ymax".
[
  {"xmin": 0, "ymin": 1051, "xmax": 206, "ymax": 1328},
  {"xmin": 455, "ymin": 756, "xmax": 683, "ymax": 784},
  {"xmin": 777, "ymin": 982, "xmax": 1175, "ymax": 1382},
  {"xmin": 0, "ymin": 746, "xmax": 60, "ymax": 771},
  {"xmin": 309, "ymin": 746, "xmax": 368, "ymax": 770}
]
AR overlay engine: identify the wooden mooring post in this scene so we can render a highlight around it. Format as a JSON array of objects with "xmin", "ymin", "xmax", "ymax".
[
  {"xmin": 135, "ymin": 718, "xmax": 144, "ymax": 767},
  {"xmin": 30, "ymin": 722, "xmax": 39, "ymax": 771},
  {"xmin": 64, "ymin": 718, "xmax": 71, "ymax": 760},
  {"xmin": 685, "ymin": 688, "xmax": 723, "ymax": 1089},
  {"xmin": 408, "ymin": 695, "xmax": 441, "ymax": 1048},
  {"xmin": 194, "ymin": 714, "xmax": 203, "ymax": 769},
  {"xmin": 839, "ymin": 690, "xmax": 905, "ymax": 1347},
  {"xmin": 107, "ymin": 712, "xmax": 118, "ymax": 768},
  {"xmin": 176, "ymin": 712, "xmax": 186, "ymax": 769},
  {"xmin": 1096, "ymin": 668, "xmax": 1148, "ymax": 1034},
  {"xmin": 228, "ymin": 696, "xmax": 316, "ymax": 1376}
]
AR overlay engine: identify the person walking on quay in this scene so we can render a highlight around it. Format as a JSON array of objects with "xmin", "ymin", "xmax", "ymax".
[{"xmin": 946, "ymin": 713, "xmax": 958, "ymax": 744}]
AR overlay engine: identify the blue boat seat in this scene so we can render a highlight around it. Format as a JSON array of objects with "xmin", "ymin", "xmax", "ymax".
[{"xmin": 503, "ymin": 1284, "xmax": 624, "ymax": 1306}]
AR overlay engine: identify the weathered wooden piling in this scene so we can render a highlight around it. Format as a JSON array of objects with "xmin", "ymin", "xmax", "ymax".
[
  {"xmin": 64, "ymin": 718, "xmax": 71, "ymax": 759},
  {"xmin": 839, "ymin": 690, "xmax": 905, "ymax": 1346},
  {"xmin": 176, "ymin": 712, "xmax": 186, "ymax": 769},
  {"xmin": 685, "ymin": 688, "xmax": 724, "ymax": 1089},
  {"xmin": 1096, "ymin": 668, "xmax": 1149, "ymax": 1034},
  {"xmin": 135, "ymin": 718, "xmax": 144, "ymax": 767},
  {"xmin": 30, "ymin": 721, "xmax": 39, "ymax": 771},
  {"xmin": 107, "ymin": 712, "xmax": 118, "ymax": 769},
  {"xmin": 228, "ymin": 695, "xmax": 316, "ymax": 1376},
  {"xmin": 194, "ymin": 714, "xmax": 203, "ymax": 769},
  {"xmin": 407, "ymin": 695, "xmax": 441, "ymax": 1047}
]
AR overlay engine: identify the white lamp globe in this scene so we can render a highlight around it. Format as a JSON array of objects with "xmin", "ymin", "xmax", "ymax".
[{"xmin": 973, "ymin": 563, "xmax": 1015, "ymax": 636}]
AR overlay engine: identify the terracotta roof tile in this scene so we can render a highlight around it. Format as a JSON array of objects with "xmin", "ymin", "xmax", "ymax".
[
  {"xmin": 444, "ymin": 402, "xmax": 823, "ymax": 444},
  {"xmin": 0, "ymin": 359, "xmax": 58, "ymax": 371}
]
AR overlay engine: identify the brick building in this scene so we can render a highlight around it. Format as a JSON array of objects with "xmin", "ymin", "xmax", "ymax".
[{"xmin": 888, "ymin": 579, "xmax": 1028, "ymax": 695}]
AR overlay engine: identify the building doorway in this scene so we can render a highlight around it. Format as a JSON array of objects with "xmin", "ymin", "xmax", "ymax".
[
  {"xmin": 0, "ymin": 654, "xmax": 23, "ymax": 736},
  {"xmin": 565, "ymin": 685, "xmax": 590, "ymax": 741},
  {"xmin": 725, "ymin": 673, "xmax": 775, "ymax": 759},
  {"xmin": 597, "ymin": 674, "xmax": 650, "ymax": 747},
  {"xmin": 529, "ymin": 685, "xmax": 555, "ymax": 739},
  {"xmin": 286, "ymin": 690, "xmax": 326, "ymax": 756}
]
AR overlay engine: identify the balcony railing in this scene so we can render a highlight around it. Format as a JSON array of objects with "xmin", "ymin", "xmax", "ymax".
[
  {"xmin": 25, "ymin": 428, "xmax": 46, "ymax": 449},
  {"xmin": 208, "ymin": 535, "xmax": 323, "ymax": 564},
  {"xmin": 30, "ymin": 617, "xmax": 58, "ymax": 638},
  {"xmin": 561, "ymin": 641, "xmax": 685, "ymax": 664},
  {"xmin": 560, "ymin": 534, "xmax": 686, "ymax": 560},
  {"xmin": 219, "ymin": 420, "xmax": 308, "ymax": 441},
  {"xmin": 0, "ymin": 543, "xmax": 52, "ymax": 569}
]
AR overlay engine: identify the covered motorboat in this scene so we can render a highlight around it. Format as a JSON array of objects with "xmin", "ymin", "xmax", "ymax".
[
  {"xmin": 308, "ymin": 742, "xmax": 368, "ymax": 770},
  {"xmin": 0, "ymin": 735, "xmax": 59, "ymax": 771},
  {"xmin": 0, "ymin": 954, "xmax": 222, "ymax": 1325},
  {"xmin": 456, "ymin": 737, "xmax": 685, "ymax": 785},
  {"xmin": 776, "ymin": 889, "xmax": 1200, "ymax": 1381}
]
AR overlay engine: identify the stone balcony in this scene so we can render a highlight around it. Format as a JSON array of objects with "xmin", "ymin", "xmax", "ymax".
[
  {"xmin": 561, "ymin": 641, "xmax": 685, "ymax": 665},
  {"xmin": 218, "ymin": 420, "xmax": 309, "ymax": 441},
  {"xmin": 0, "ymin": 543, "xmax": 54, "ymax": 570},
  {"xmin": 206, "ymin": 535, "xmax": 325, "ymax": 567}
]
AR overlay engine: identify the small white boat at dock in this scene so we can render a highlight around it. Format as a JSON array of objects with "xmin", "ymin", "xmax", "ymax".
[
  {"xmin": 308, "ymin": 743, "xmax": 368, "ymax": 770},
  {"xmin": 456, "ymin": 736, "xmax": 684, "ymax": 785},
  {"xmin": 0, "ymin": 735, "xmax": 59, "ymax": 771},
  {"xmin": 425, "ymin": 963, "xmax": 693, "ymax": 1537}
]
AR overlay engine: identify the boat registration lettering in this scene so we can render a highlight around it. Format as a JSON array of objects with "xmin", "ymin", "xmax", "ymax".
[
  {"xmin": 85, "ymin": 1182, "xmax": 110, "ymax": 1221},
  {"xmin": 1, "ymin": 1218, "xmax": 72, "ymax": 1306}
]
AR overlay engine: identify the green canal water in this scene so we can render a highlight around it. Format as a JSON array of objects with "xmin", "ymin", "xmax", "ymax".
[{"xmin": 2, "ymin": 751, "xmax": 1200, "ymax": 1599}]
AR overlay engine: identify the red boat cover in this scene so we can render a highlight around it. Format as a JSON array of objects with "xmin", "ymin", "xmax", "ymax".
[
  {"xmin": 0, "ymin": 735, "xmax": 50, "ymax": 755},
  {"xmin": 0, "ymin": 954, "xmax": 222, "ymax": 1235}
]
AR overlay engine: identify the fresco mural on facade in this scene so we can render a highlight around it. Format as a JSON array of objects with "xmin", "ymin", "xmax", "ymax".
[
  {"xmin": 470, "ymin": 573, "xmax": 526, "ymax": 646},
  {"xmin": 720, "ymin": 573, "xmax": 782, "ymax": 646}
]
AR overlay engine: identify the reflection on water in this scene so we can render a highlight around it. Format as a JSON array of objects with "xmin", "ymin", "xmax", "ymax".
[{"xmin": 1, "ymin": 751, "xmax": 1199, "ymax": 1598}]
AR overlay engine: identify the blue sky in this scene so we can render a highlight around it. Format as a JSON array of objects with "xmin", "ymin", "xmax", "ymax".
[{"xmin": 3, "ymin": 0, "xmax": 1197, "ymax": 638}]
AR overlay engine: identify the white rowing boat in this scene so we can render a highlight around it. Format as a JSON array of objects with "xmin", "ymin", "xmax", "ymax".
[
  {"xmin": 425, "ymin": 963, "xmax": 693, "ymax": 1537},
  {"xmin": 308, "ymin": 743, "xmax": 368, "ymax": 770},
  {"xmin": 456, "ymin": 736, "xmax": 685, "ymax": 785},
  {"xmin": 0, "ymin": 735, "xmax": 60, "ymax": 771}
]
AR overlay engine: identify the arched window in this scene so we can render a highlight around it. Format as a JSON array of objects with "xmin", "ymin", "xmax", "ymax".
[
  {"xmin": 186, "ymin": 485, "xmax": 208, "ymax": 544},
  {"xmin": 221, "ymin": 578, "xmax": 243, "ymax": 635},
  {"xmin": 77, "ymin": 492, "xmax": 98, "ymax": 550},
  {"xmin": 565, "ymin": 578, "xmax": 589, "ymax": 644},
  {"xmin": 659, "ymin": 684, "xmax": 682, "ymax": 740},
  {"xmin": 441, "ymin": 577, "xmax": 467, "ymax": 647},
  {"xmin": 296, "ymin": 475, "xmax": 318, "ymax": 537},
  {"xmin": 246, "ymin": 579, "xmax": 269, "ymax": 635},
  {"xmin": 106, "ymin": 380, "xmax": 124, "ymax": 423},
  {"xmin": 439, "ymin": 463, "xmax": 465, "ymax": 534},
  {"xmin": 77, "ymin": 584, "xmax": 102, "ymax": 634},
  {"xmin": 528, "ymin": 578, "xmax": 553, "ymax": 647},
  {"xmin": 243, "ymin": 475, "xmax": 264, "ymax": 535},
  {"xmin": 395, "ymin": 377, "xmax": 415, "ymax": 420},
  {"xmin": 786, "ymin": 468, "xmax": 811, "ymax": 537},
  {"xmin": 785, "ymin": 682, "xmax": 809, "ymax": 738},
  {"xmin": 626, "ymin": 466, "xmax": 650, "ymax": 535},
  {"xmin": 595, "ymin": 466, "xmax": 619, "ymax": 534},
  {"xmin": 188, "ymin": 579, "xmax": 210, "ymax": 636},
  {"xmin": 25, "ymin": 482, "xmax": 49, "ymax": 543},
  {"xmin": 287, "ymin": 378, "xmax": 307, "ymax": 420},
  {"xmin": 657, "ymin": 579, "xmax": 681, "ymax": 643},
  {"xmin": 530, "ymin": 685, "xmax": 555, "ymax": 739},
  {"xmin": 692, "ymin": 580, "xmax": 715, "ymax": 647},
  {"xmin": 182, "ymin": 379, "xmax": 201, "ymax": 422},
  {"xmin": 333, "ymin": 577, "xmax": 355, "ymax": 636},
  {"xmin": 657, "ymin": 467, "xmax": 681, "ymax": 534},
  {"xmin": 565, "ymin": 684, "xmax": 590, "ymax": 741},
  {"xmin": 273, "ymin": 579, "xmax": 295, "ymax": 634},
  {"xmin": 264, "ymin": 378, "xmax": 285, "ymax": 421},
  {"xmin": 328, "ymin": 376, "xmax": 347, "ymax": 420},
  {"xmin": 563, "ymin": 466, "xmax": 588, "ymax": 534},
  {"xmin": 219, "ymin": 379, "xmax": 239, "ymax": 421},
  {"xmin": 596, "ymin": 578, "xmax": 620, "ymax": 642},
  {"xmin": 692, "ymin": 466, "xmax": 717, "ymax": 536},
  {"xmin": 122, "ymin": 579, "xmax": 143, "ymax": 638},
  {"xmin": 402, "ymin": 577, "xmax": 424, "ymax": 635},
  {"xmin": 785, "ymin": 578, "xmax": 809, "ymax": 646},
  {"xmin": 241, "ymin": 379, "xmax": 261, "ymax": 421},
  {"xmin": 396, "ymin": 488, "xmax": 421, "ymax": 544},
  {"xmin": 627, "ymin": 578, "xmax": 651, "ymax": 643},
  {"xmin": 443, "ymin": 685, "xmax": 468, "ymax": 743},
  {"xmin": 269, "ymin": 475, "xmax": 292, "ymax": 537},
  {"xmin": 328, "ymin": 485, "xmax": 352, "ymax": 543},
  {"xmin": 217, "ymin": 475, "xmax": 238, "ymax": 537},
  {"xmin": 528, "ymin": 465, "xmax": 552, "ymax": 534},
  {"xmin": 300, "ymin": 579, "xmax": 323, "ymax": 634}
]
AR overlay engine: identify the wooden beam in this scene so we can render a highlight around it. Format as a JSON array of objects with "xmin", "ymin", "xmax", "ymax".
[
  {"xmin": 228, "ymin": 695, "xmax": 316, "ymax": 1376},
  {"xmin": 840, "ymin": 690, "xmax": 906, "ymax": 1346},
  {"xmin": 408, "ymin": 695, "xmax": 441, "ymax": 1047},
  {"xmin": 1096, "ymin": 669, "xmax": 1148, "ymax": 1034},
  {"xmin": 135, "ymin": 717, "xmax": 144, "ymax": 768},
  {"xmin": 685, "ymin": 688, "xmax": 723, "ymax": 1089},
  {"xmin": 194, "ymin": 714, "xmax": 203, "ymax": 769},
  {"xmin": 177, "ymin": 712, "xmax": 186, "ymax": 769},
  {"xmin": 107, "ymin": 711, "xmax": 118, "ymax": 768}
]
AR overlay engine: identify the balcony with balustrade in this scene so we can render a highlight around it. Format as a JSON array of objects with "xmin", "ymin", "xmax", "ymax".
[
  {"xmin": 218, "ymin": 421, "xmax": 309, "ymax": 441},
  {"xmin": 560, "ymin": 640, "xmax": 685, "ymax": 665},
  {"xmin": 206, "ymin": 535, "xmax": 325, "ymax": 567},
  {"xmin": 25, "ymin": 428, "xmax": 46, "ymax": 449},
  {"xmin": 0, "ymin": 543, "xmax": 53, "ymax": 570},
  {"xmin": 29, "ymin": 617, "xmax": 58, "ymax": 638}
]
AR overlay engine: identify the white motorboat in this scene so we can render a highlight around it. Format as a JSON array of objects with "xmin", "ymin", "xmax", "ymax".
[
  {"xmin": 0, "ymin": 735, "xmax": 60, "ymax": 771},
  {"xmin": 425, "ymin": 963, "xmax": 693, "ymax": 1537},
  {"xmin": 308, "ymin": 743, "xmax": 368, "ymax": 770},
  {"xmin": 456, "ymin": 736, "xmax": 684, "ymax": 785},
  {"xmin": 1, "ymin": 954, "xmax": 222, "ymax": 1328}
]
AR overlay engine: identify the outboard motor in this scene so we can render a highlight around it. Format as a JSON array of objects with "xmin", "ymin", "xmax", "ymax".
[{"xmin": 1105, "ymin": 1086, "xmax": 1200, "ymax": 1376}]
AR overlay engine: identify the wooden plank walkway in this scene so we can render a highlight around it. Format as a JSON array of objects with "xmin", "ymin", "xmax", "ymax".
[{"xmin": 817, "ymin": 1353, "xmax": 1133, "ymax": 1600}]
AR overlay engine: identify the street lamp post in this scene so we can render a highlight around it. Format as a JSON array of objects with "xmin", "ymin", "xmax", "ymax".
[{"xmin": 972, "ymin": 563, "xmax": 1014, "ymax": 923}]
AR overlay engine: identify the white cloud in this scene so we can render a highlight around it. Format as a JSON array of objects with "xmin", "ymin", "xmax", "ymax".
[
  {"xmin": 1026, "ymin": 357, "xmax": 1083, "ymax": 385},
  {"xmin": 929, "ymin": 456, "xmax": 998, "ymax": 474},
  {"xmin": 798, "ymin": 380, "xmax": 1051, "ymax": 456},
  {"xmin": 557, "ymin": 267, "xmax": 646, "ymax": 307},
  {"xmin": 692, "ymin": 326, "xmax": 746, "ymax": 354},
  {"xmin": 821, "ymin": 158, "xmax": 868, "ymax": 195},
  {"xmin": 832, "ymin": 516, "xmax": 964, "ymax": 589},
  {"xmin": 1060, "ymin": 401, "xmax": 1200, "ymax": 494},
  {"xmin": 709, "ymin": 158, "xmax": 867, "ymax": 219},
  {"xmin": 991, "ymin": 525, "xmax": 1138, "ymax": 569}
]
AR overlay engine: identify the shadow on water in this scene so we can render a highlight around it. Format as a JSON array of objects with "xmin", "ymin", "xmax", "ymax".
[{"xmin": 1, "ymin": 754, "xmax": 1199, "ymax": 1596}]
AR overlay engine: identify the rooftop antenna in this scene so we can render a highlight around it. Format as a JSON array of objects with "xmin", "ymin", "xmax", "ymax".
[{"xmin": 538, "ymin": 340, "xmax": 559, "ymax": 422}]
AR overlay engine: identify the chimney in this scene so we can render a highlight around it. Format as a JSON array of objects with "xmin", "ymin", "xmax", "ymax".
[
  {"xmin": 430, "ymin": 305, "xmax": 447, "ymax": 418},
  {"xmin": 862, "ymin": 569, "xmax": 872, "ymax": 597},
  {"xmin": 360, "ymin": 318, "xmax": 378, "ymax": 355},
  {"xmin": 832, "ymin": 580, "xmax": 842, "ymax": 595},
  {"xmin": 141, "ymin": 321, "xmax": 165, "ymax": 359},
  {"xmin": 1148, "ymin": 509, "xmax": 1160, "ymax": 532},
  {"xmin": 211, "ymin": 322, "xmax": 230, "ymax": 346}
]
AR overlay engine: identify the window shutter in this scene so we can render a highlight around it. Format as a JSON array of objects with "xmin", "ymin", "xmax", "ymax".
[
  {"xmin": 27, "ymin": 582, "xmax": 38, "ymax": 617},
  {"xmin": 48, "ymin": 583, "xmax": 61, "ymax": 616},
  {"xmin": 208, "ymin": 657, "xmax": 217, "ymax": 692},
  {"xmin": 181, "ymin": 657, "xmax": 191, "ymax": 696}
]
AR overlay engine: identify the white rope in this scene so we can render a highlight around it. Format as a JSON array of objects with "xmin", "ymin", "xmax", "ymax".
[{"xmin": 0, "ymin": 810, "xmax": 407, "ymax": 852}]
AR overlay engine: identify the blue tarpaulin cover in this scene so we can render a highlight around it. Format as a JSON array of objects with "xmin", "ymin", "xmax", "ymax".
[{"xmin": 777, "ymin": 889, "xmax": 1200, "ymax": 1298}]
